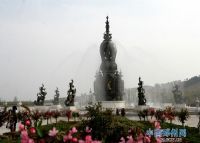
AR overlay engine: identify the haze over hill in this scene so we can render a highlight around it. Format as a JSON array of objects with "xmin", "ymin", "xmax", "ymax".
[{"xmin": 125, "ymin": 75, "xmax": 200, "ymax": 106}]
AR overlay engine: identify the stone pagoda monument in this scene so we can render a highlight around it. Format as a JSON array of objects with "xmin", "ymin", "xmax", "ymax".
[{"xmin": 94, "ymin": 17, "xmax": 125, "ymax": 108}]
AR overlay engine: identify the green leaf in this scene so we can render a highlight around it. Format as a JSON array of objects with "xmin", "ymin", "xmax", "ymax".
[
  {"xmin": 17, "ymin": 136, "xmax": 21, "ymax": 143},
  {"xmin": 36, "ymin": 127, "xmax": 43, "ymax": 138},
  {"xmin": 38, "ymin": 119, "xmax": 42, "ymax": 127},
  {"xmin": 34, "ymin": 121, "xmax": 37, "ymax": 127}
]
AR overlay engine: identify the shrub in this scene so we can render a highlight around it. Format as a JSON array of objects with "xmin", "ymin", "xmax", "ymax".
[
  {"xmin": 155, "ymin": 109, "xmax": 166, "ymax": 123},
  {"xmin": 164, "ymin": 106, "xmax": 176, "ymax": 124},
  {"xmin": 177, "ymin": 108, "xmax": 190, "ymax": 127},
  {"xmin": 52, "ymin": 110, "xmax": 60, "ymax": 124}
]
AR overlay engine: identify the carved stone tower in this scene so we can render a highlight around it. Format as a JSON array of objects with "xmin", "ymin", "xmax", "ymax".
[{"xmin": 94, "ymin": 17, "xmax": 124, "ymax": 101}]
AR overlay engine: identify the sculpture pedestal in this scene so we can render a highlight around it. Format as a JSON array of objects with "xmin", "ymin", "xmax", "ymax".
[
  {"xmin": 135, "ymin": 105, "xmax": 150, "ymax": 111},
  {"xmin": 31, "ymin": 105, "xmax": 63, "ymax": 112},
  {"xmin": 101, "ymin": 101, "xmax": 125, "ymax": 109},
  {"xmin": 31, "ymin": 106, "xmax": 50, "ymax": 112},
  {"xmin": 49, "ymin": 104, "xmax": 63, "ymax": 111},
  {"xmin": 174, "ymin": 104, "xmax": 187, "ymax": 111},
  {"xmin": 174, "ymin": 104, "xmax": 186, "ymax": 108},
  {"xmin": 65, "ymin": 106, "xmax": 77, "ymax": 112}
]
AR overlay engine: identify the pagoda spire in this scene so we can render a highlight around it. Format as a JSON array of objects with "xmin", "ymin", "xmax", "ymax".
[
  {"xmin": 104, "ymin": 16, "xmax": 112, "ymax": 40},
  {"xmin": 106, "ymin": 16, "xmax": 110, "ymax": 35}
]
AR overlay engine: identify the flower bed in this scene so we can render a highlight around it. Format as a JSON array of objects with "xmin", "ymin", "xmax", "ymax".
[
  {"xmin": 0, "ymin": 104, "xmax": 199, "ymax": 142},
  {"xmin": 1, "ymin": 116, "xmax": 199, "ymax": 143}
]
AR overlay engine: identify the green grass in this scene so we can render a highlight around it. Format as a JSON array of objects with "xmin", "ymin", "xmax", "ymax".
[{"xmin": 40, "ymin": 120, "xmax": 79, "ymax": 134}]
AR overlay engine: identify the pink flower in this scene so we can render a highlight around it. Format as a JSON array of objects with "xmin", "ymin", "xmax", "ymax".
[
  {"xmin": 78, "ymin": 140, "xmax": 85, "ymax": 143},
  {"xmin": 18, "ymin": 122, "xmax": 25, "ymax": 131},
  {"xmin": 69, "ymin": 130, "xmax": 72, "ymax": 134},
  {"xmin": 63, "ymin": 135, "xmax": 68, "ymax": 142},
  {"xmin": 156, "ymin": 137, "xmax": 162, "ymax": 143},
  {"xmin": 21, "ymin": 130, "xmax": 35, "ymax": 143},
  {"xmin": 21, "ymin": 130, "xmax": 29, "ymax": 140},
  {"xmin": 25, "ymin": 119, "xmax": 31, "ymax": 126},
  {"xmin": 144, "ymin": 136, "xmax": 151, "ymax": 143},
  {"xmin": 137, "ymin": 133, "xmax": 144, "ymax": 143},
  {"xmin": 119, "ymin": 137, "xmax": 125, "ymax": 143},
  {"xmin": 48, "ymin": 127, "xmax": 58, "ymax": 137},
  {"xmin": 72, "ymin": 137, "xmax": 78, "ymax": 142},
  {"xmin": 92, "ymin": 141, "xmax": 101, "ymax": 143},
  {"xmin": 30, "ymin": 127, "xmax": 36, "ymax": 134},
  {"xmin": 63, "ymin": 134, "xmax": 72, "ymax": 142},
  {"xmin": 149, "ymin": 118, "xmax": 156, "ymax": 124},
  {"xmin": 28, "ymin": 138, "xmax": 35, "ymax": 143},
  {"xmin": 21, "ymin": 139, "xmax": 27, "ymax": 143},
  {"xmin": 85, "ymin": 135, "xmax": 92, "ymax": 142},
  {"xmin": 78, "ymin": 139, "xmax": 101, "ymax": 143},
  {"xmin": 85, "ymin": 126, "xmax": 92, "ymax": 133},
  {"xmin": 154, "ymin": 121, "xmax": 161, "ymax": 129},
  {"xmin": 127, "ymin": 135, "xmax": 136, "ymax": 143},
  {"xmin": 71, "ymin": 127, "xmax": 78, "ymax": 133}
]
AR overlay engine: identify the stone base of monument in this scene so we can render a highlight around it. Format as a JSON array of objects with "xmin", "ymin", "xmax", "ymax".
[
  {"xmin": 174, "ymin": 104, "xmax": 187, "ymax": 111},
  {"xmin": 101, "ymin": 101, "xmax": 125, "ymax": 109},
  {"xmin": 30, "ymin": 105, "xmax": 63, "ymax": 112},
  {"xmin": 64, "ymin": 106, "xmax": 77, "ymax": 112},
  {"xmin": 49, "ymin": 104, "xmax": 63, "ymax": 111},
  {"xmin": 134, "ymin": 105, "xmax": 150, "ymax": 111},
  {"xmin": 174, "ymin": 104, "xmax": 186, "ymax": 108},
  {"xmin": 30, "ymin": 106, "xmax": 50, "ymax": 112}
]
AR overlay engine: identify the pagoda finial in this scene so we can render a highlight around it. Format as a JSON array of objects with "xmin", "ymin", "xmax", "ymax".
[
  {"xmin": 104, "ymin": 16, "xmax": 112, "ymax": 40},
  {"xmin": 106, "ymin": 16, "xmax": 109, "ymax": 34}
]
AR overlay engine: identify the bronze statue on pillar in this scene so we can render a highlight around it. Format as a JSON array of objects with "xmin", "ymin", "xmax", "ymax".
[
  {"xmin": 53, "ymin": 87, "xmax": 60, "ymax": 105},
  {"xmin": 65, "ymin": 80, "xmax": 76, "ymax": 106},
  {"xmin": 137, "ymin": 77, "xmax": 147, "ymax": 105},
  {"xmin": 34, "ymin": 84, "xmax": 47, "ymax": 105}
]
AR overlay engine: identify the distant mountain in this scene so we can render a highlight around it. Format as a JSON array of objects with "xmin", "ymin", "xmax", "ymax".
[{"xmin": 183, "ymin": 75, "xmax": 200, "ymax": 106}]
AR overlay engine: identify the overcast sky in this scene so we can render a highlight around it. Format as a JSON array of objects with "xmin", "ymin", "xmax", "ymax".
[{"xmin": 0, "ymin": 0, "xmax": 200, "ymax": 101}]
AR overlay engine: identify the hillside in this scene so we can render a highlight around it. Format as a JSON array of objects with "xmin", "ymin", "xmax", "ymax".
[{"xmin": 125, "ymin": 75, "xmax": 200, "ymax": 106}]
